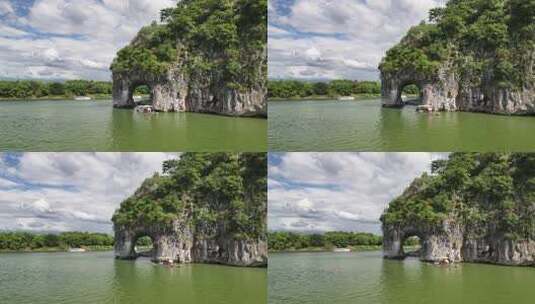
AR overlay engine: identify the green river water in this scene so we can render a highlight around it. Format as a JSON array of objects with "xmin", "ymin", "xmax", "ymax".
[
  {"xmin": 0, "ymin": 251, "xmax": 266, "ymax": 304},
  {"xmin": 0, "ymin": 100, "xmax": 267, "ymax": 151},
  {"xmin": 269, "ymin": 251, "xmax": 535, "ymax": 304},
  {"xmin": 268, "ymin": 99, "xmax": 535, "ymax": 151}
]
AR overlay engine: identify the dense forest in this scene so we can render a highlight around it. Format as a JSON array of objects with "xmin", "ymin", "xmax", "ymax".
[
  {"xmin": 380, "ymin": 0, "xmax": 535, "ymax": 89},
  {"xmin": 382, "ymin": 153, "xmax": 535, "ymax": 241},
  {"xmin": 0, "ymin": 232, "xmax": 114, "ymax": 251},
  {"xmin": 267, "ymin": 80, "xmax": 419, "ymax": 99},
  {"xmin": 268, "ymin": 231, "xmax": 385, "ymax": 251},
  {"xmin": 112, "ymin": 153, "xmax": 267, "ymax": 240},
  {"xmin": 111, "ymin": 0, "xmax": 267, "ymax": 90}
]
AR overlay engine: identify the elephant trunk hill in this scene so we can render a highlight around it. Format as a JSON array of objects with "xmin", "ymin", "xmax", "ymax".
[
  {"xmin": 381, "ymin": 153, "xmax": 535, "ymax": 266},
  {"xmin": 379, "ymin": 0, "xmax": 535, "ymax": 114},
  {"xmin": 110, "ymin": 0, "xmax": 267, "ymax": 117},
  {"xmin": 112, "ymin": 153, "xmax": 267, "ymax": 267}
]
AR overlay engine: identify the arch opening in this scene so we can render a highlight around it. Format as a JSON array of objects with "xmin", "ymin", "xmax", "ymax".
[
  {"xmin": 133, "ymin": 235, "xmax": 155, "ymax": 258},
  {"xmin": 129, "ymin": 83, "xmax": 153, "ymax": 106},
  {"xmin": 399, "ymin": 83, "xmax": 422, "ymax": 105},
  {"xmin": 402, "ymin": 235, "xmax": 421, "ymax": 257}
]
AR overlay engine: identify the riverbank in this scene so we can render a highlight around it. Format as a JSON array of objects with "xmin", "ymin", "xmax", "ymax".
[
  {"xmin": 0, "ymin": 94, "xmax": 112, "ymax": 101},
  {"xmin": 0, "ymin": 245, "xmax": 114, "ymax": 254},
  {"xmin": 270, "ymin": 245, "xmax": 382, "ymax": 253},
  {"xmin": 268, "ymin": 93, "xmax": 381, "ymax": 101}
]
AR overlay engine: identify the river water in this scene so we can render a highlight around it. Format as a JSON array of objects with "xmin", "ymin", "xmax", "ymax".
[
  {"xmin": 268, "ymin": 99, "xmax": 535, "ymax": 151},
  {"xmin": 0, "ymin": 251, "xmax": 266, "ymax": 304},
  {"xmin": 269, "ymin": 251, "xmax": 535, "ymax": 304},
  {"xmin": 0, "ymin": 100, "xmax": 267, "ymax": 151}
]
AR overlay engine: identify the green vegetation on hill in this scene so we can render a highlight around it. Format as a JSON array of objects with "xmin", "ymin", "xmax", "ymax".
[
  {"xmin": 111, "ymin": 0, "xmax": 267, "ymax": 89},
  {"xmin": 268, "ymin": 231, "xmax": 383, "ymax": 251},
  {"xmin": 267, "ymin": 80, "xmax": 385, "ymax": 99},
  {"xmin": 112, "ymin": 153, "xmax": 266, "ymax": 240},
  {"xmin": 0, "ymin": 231, "xmax": 114, "ymax": 251},
  {"xmin": 380, "ymin": 0, "xmax": 535, "ymax": 89},
  {"xmin": 382, "ymin": 153, "xmax": 535, "ymax": 240}
]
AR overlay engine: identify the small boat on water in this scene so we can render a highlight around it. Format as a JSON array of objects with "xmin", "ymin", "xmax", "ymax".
[
  {"xmin": 135, "ymin": 105, "xmax": 154, "ymax": 113},
  {"xmin": 337, "ymin": 96, "xmax": 355, "ymax": 101},
  {"xmin": 74, "ymin": 96, "xmax": 92, "ymax": 101},
  {"xmin": 68, "ymin": 248, "xmax": 86, "ymax": 253},
  {"xmin": 332, "ymin": 248, "xmax": 351, "ymax": 252}
]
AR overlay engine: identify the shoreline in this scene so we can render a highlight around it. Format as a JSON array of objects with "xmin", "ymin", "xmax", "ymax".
[
  {"xmin": 0, "ymin": 246, "xmax": 114, "ymax": 254},
  {"xmin": 0, "ymin": 95, "xmax": 113, "ymax": 101},
  {"xmin": 269, "ymin": 245, "xmax": 382, "ymax": 253},
  {"xmin": 268, "ymin": 94, "xmax": 381, "ymax": 101}
]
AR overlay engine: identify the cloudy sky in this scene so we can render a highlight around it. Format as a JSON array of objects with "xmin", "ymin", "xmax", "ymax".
[
  {"xmin": 0, "ymin": 0, "xmax": 176, "ymax": 80},
  {"xmin": 268, "ymin": 0, "xmax": 446, "ymax": 80},
  {"xmin": 268, "ymin": 153, "xmax": 447, "ymax": 234},
  {"xmin": 0, "ymin": 153, "xmax": 177, "ymax": 233}
]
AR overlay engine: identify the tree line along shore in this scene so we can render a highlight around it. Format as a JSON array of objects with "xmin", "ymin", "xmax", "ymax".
[
  {"xmin": 267, "ymin": 79, "xmax": 419, "ymax": 100},
  {"xmin": 267, "ymin": 231, "xmax": 420, "ymax": 252},
  {"xmin": 0, "ymin": 80, "xmax": 149, "ymax": 100},
  {"xmin": 0, "ymin": 231, "xmax": 119, "ymax": 252}
]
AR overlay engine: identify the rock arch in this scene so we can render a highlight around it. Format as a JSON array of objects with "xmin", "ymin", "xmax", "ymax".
[
  {"xmin": 114, "ymin": 220, "xmax": 193, "ymax": 263},
  {"xmin": 380, "ymin": 66, "xmax": 459, "ymax": 112},
  {"xmin": 114, "ymin": 219, "xmax": 267, "ymax": 267},
  {"xmin": 382, "ymin": 220, "xmax": 463, "ymax": 263},
  {"xmin": 112, "ymin": 68, "xmax": 188, "ymax": 112}
]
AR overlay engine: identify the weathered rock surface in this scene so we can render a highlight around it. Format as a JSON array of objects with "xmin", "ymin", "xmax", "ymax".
[
  {"xmin": 380, "ymin": 59, "xmax": 535, "ymax": 115},
  {"xmin": 383, "ymin": 219, "xmax": 463, "ymax": 264},
  {"xmin": 112, "ymin": 43, "xmax": 266, "ymax": 117},
  {"xmin": 114, "ymin": 219, "xmax": 267, "ymax": 267},
  {"xmin": 383, "ymin": 219, "xmax": 535, "ymax": 266}
]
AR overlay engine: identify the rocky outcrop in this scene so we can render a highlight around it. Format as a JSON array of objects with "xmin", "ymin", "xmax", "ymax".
[
  {"xmin": 381, "ymin": 63, "xmax": 459, "ymax": 112},
  {"xmin": 114, "ymin": 219, "xmax": 267, "ymax": 267},
  {"xmin": 383, "ymin": 218, "xmax": 463, "ymax": 264},
  {"xmin": 112, "ymin": 66, "xmax": 266, "ymax": 117},
  {"xmin": 383, "ymin": 213, "xmax": 535, "ymax": 266},
  {"xmin": 380, "ymin": 63, "xmax": 535, "ymax": 114},
  {"xmin": 462, "ymin": 236, "xmax": 535, "ymax": 266}
]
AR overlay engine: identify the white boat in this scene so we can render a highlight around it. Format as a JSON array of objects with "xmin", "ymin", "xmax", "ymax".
[
  {"xmin": 133, "ymin": 95, "xmax": 143, "ymax": 102},
  {"xmin": 68, "ymin": 248, "xmax": 86, "ymax": 253},
  {"xmin": 337, "ymin": 96, "xmax": 355, "ymax": 101},
  {"xmin": 332, "ymin": 248, "xmax": 351, "ymax": 252},
  {"xmin": 74, "ymin": 96, "xmax": 92, "ymax": 101}
]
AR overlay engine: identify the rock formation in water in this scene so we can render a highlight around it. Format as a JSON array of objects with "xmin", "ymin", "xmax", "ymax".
[
  {"xmin": 112, "ymin": 153, "xmax": 267, "ymax": 267},
  {"xmin": 379, "ymin": 0, "xmax": 535, "ymax": 114},
  {"xmin": 381, "ymin": 153, "xmax": 535, "ymax": 266},
  {"xmin": 110, "ymin": 0, "xmax": 267, "ymax": 117}
]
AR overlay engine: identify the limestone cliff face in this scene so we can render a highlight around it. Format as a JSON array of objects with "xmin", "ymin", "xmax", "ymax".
[
  {"xmin": 112, "ymin": 65, "xmax": 266, "ymax": 117},
  {"xmin": 383, "ymin": 219, "xmax": 464, "ymax": 264},
  {"xmin": 380, "ymin": 62, "xmax": 458, "ymax": 112},
  {"xmin": 110, "ymin": 0, "xmax": 267, "ymax": 117},
  {"xmin": 112, "ymin": 153, "xmax": 268, "ymax": 267},
  {"xmin": 379, "ymin": 1, "xmax": 535, "ymax": 115},
  {"xmin": 383, "ymin": 220, "xmax": 535, "ymax": 265},
  {"xmin": 381, "ymin": 153, "xmax": 535, "ymax": 267},
  {"xmin": 114, "ymin": 218, "xmax": 267, "ymax": 267},
  {"xmin": 380, "ymin": 60, "xmax": 535, "ymax": 115}
]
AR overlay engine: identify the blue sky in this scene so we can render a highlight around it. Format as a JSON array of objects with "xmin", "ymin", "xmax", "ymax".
[
  {"xmin": 268, "ymin": 0, "xmax": 446, "ymax": 81},
  {"xmin": 0, "ymin": 153, "xmax": 176, "ymax": 233},
  {"xmin": 0, "ymin": 0, "xmax": 176, "ymax": 80},
  {"xmin": 268, "ymin": 153, "xmax": 447, "ymax": 234}
]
